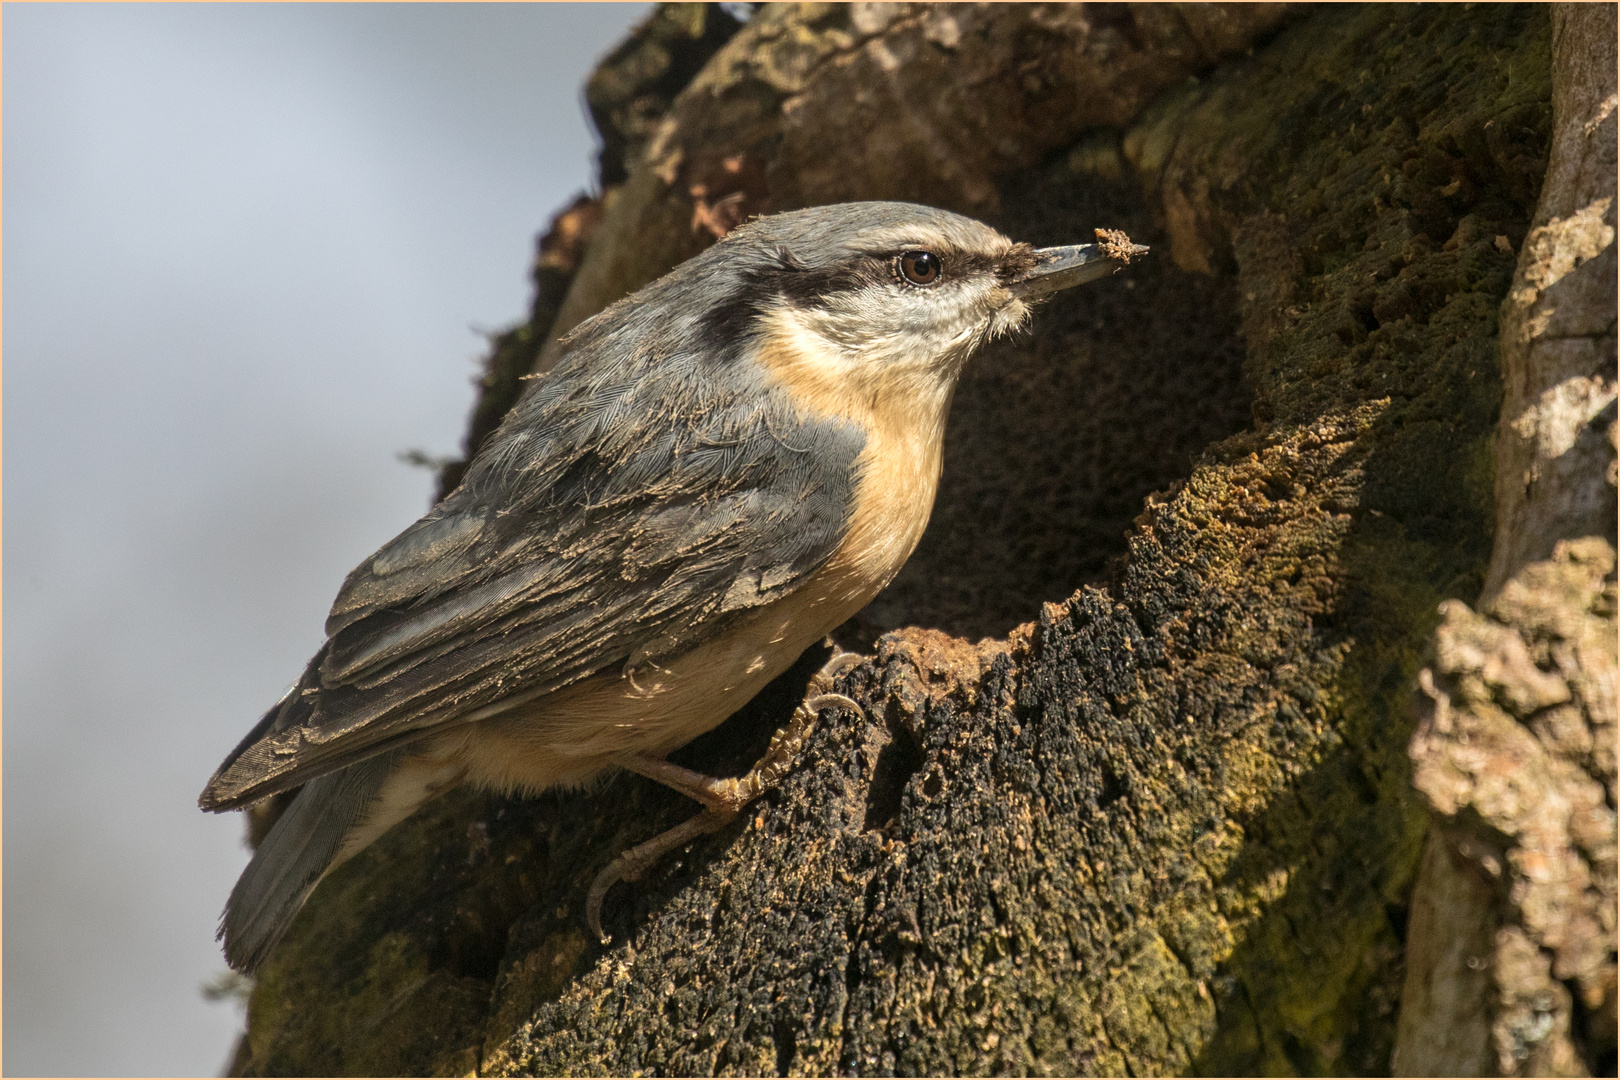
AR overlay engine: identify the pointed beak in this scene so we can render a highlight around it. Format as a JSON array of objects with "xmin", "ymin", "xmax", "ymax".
[{"xmin": 1008, "ymin": 236, "xmax": 1150, "ymax": 300}]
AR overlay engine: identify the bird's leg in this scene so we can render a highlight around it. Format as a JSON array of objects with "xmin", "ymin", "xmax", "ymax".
[{"xmin": 586, "ymin": 647, "xmax": 865, "ymax": 944}]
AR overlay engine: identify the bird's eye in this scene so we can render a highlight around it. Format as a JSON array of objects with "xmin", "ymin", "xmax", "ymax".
[{"xmin": 898, "ymin": 250, "xmax": 943, "ymax": 286}]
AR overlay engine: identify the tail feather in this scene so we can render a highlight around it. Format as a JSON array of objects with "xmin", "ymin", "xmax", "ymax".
[{"xmin": 219, "ymin": 751, "xmax": 397, "ymax": 972}]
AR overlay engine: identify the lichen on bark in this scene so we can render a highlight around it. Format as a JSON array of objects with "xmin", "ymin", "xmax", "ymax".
[{"xmin": 225, "ymin": 5, "xmax": 1571, "ymax": 1076}]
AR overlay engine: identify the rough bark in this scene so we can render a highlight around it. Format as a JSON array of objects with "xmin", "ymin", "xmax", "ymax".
[
  {"xmin": 225, "ymin": 5, "xmax": 1581, "ymax": 1076},
  {"xmin": 1482, "ymin": 3, "xmax": 1619, "ymax": 604},
  {"xmin": 1393, "ymin": 5, "xmax": 1618, "ymax": 1077}
]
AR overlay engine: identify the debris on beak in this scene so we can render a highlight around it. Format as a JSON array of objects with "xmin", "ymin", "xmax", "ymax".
[{"xmin": 1010, "ymin": 229, "xmax": 1149, "ymax": 300}]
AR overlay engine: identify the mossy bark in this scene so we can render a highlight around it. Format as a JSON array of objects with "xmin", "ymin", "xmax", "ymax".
[{"xmin": 226, "ymin": 5, "xmax": 1580, "ymax": 1076}]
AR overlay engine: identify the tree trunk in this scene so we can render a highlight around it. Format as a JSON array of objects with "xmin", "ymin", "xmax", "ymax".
[
  {"xmin": 227, "ymin": 5, "xmax": 1612, "ymax": 1076},
  {"xmin": 1393, "ymin": 5, "xmax": 1617, "ymax": 1076}
]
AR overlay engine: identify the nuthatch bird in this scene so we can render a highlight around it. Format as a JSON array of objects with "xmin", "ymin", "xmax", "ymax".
[{"xmin": 200, "ymin": 201, "xmax": 1145, "ymax": 969}]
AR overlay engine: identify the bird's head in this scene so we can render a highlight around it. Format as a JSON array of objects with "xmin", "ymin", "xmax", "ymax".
[{"xmin": 681, "ymin": 201, "xmax": 1145, "ymax": 418}]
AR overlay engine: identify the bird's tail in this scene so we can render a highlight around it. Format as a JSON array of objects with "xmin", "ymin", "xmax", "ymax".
[{"xmin": 219, "ymin": 750, "xmax": 398, "ymax": 972}]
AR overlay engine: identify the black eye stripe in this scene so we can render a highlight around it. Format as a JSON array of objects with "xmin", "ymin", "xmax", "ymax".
[{"xmin": 700, "ymin": 243, "xmax": 1019, "ymax": 347}]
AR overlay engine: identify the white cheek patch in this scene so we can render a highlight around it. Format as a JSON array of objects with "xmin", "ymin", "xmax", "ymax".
[{"xmin": 799, "ymin": 279, "xmax": 1014, "ymax": 377}]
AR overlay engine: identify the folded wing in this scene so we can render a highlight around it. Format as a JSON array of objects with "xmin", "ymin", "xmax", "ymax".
[{"xmin": 200, "ymin": 335, "xmax": 863, "ymax": 812}]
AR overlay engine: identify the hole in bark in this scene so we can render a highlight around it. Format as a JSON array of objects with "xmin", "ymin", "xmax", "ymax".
[
  {"xmin": 1277, "ymin": 1029, "xmax": 1322, "ymax": 1075},
  {"xmin": 859, "ymin": 156, "xmax": 1253, "ymax": 640},
  {"xmin": 842, "ymin": 947, "xmax": 865, "ymax": 1028},
  {"xmin": 862, "ymin": 723, "xmax": 925, "ymax": 833},
  {"xmin": 440, "ymin": 925, "xmax": 506, "ymax": 985},
  {"xmin": 773, "ymin": 1018, "xmax": 798, "ymax": 1076},
  {"xmin": 1383, "ymin": 900, "xmax": 1409, "ymax": 943},
  {"xmin": 1097, "ymin": 761, "xmax": 1126, "ymax": 808},
  {"xmin": 1566, "ymin": 975, "xmax": 1618, "ymax": 1076}
]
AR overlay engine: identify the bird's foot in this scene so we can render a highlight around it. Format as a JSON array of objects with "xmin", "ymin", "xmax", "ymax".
[{"xmin": 586, "ymin": 646, "xmax": 865, "ymax": 944}]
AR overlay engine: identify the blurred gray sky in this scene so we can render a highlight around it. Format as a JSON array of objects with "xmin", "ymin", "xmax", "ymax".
[{"xmin": 3, "ymin": 3, "xmax": 650, "ymax": 1073}]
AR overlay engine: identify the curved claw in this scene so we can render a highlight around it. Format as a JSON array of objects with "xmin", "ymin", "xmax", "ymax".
[
  {"xmin": 805, "ymin": 691, "xmax": 864, "ymax": 722},
  {"xmin": 585, "ymin": 855, "xmax": 629, "ymax": 946},
  {"xmin": 818, "ymin": 648, "xmax": 865, "ymax": 683}
]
